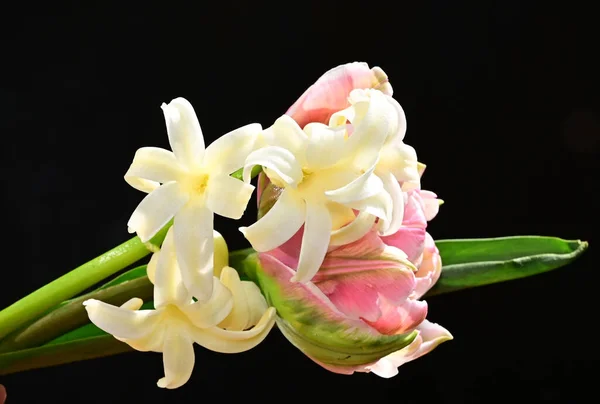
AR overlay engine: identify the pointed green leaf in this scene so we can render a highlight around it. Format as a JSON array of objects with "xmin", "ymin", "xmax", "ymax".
[{"xmin": 426, "ymin": 236, "xmax": 588, "ymax": 296}]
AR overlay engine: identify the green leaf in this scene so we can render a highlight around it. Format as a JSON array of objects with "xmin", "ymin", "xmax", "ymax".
[
  {"xmin": 426, "ymin": 236, "xmax": 588, "ymax": 296},
  {"xmin": 97, "ymin": 265, "xmax": 149, "ymax": 290}
]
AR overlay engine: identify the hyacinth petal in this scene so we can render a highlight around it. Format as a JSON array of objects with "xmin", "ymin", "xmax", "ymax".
[
  {"xmin": 83, "ymin": 299, "xmax": 159, "ymax": 340},
  {"xmin": 325, "ymin": 165, "xmax": 383, "ymax": 204},
  {"xmin": 249, "ymin": 253, "xmax": 418, "ymax": 368},
  {"xmin": 313, "ymin": 231, "xmax": 417, "ymax": 323},
  {"xmin": 206, "ymin": 173, "xmax": 255, "ymax": 220},
  {"xmin": 378, "ymin": 171, "xmax": 405, "ymax": 236},
  {"xmin": 156, "ymin": 328, "xmax": 195, "ymax": 389},
  {"xmin": 153, "ymin": 228, "xmax": 190, "ymax": 308},
  {"xmin": 240, "ymin": 188, "xmax": 306, "ymax": 252},
  {"xmin": 379, "ymin": 142, "xmax": 420, "ymax": 189},
  {"xmin": 243, "ymin": 146, "xmax": 303, "ymax": 186},
  {"xmin": 304, "ymin": 123, "xmax": 346, "ymax": 169},
  {"xmin": 173, "ymin": 200, "xmax": 214, "ymax": 303},
  {"xmin": 146, "ymin": 250, "xmax": 158, "ymax": 284},
  {"xmin": 413, "ymin": 233, "xmax": 442, "ymax": 299},
  {"xmin": 189, "ymin": 307, "xmax": 276, "ymax": 353},
  {"xmin": 203, "ymin": 123, "xmax": 261, "ymax": 175},
  {"xmin": 364, "ymin": 296, "xmax": 428, "ymax": 335},
  {"xmin": 385, "ymin": 96, "xmax": 408, "ymax": 143},
  {"xmin": 291, "ymin": 202, "xmax": 332, "ymax": 283},
  {"xmin": 127, "ymin": 181, "xmax": 189, "ymax": 242},
  {"xmin": 161, "ymin": 98, "xmax": 205, "ymax": 169},
  {"xmin": 124, "ymin": 147, "xmax": 183, "ymax": 193},
  {"xmin": 368, "ymin": 320, "xmax": 452, "ymax": 378},
  {"xmin": 260, "ymin": 115, "xmax": 308, "ymax": 154},
  {"xmin": 182, "ymin": 277, "xmax": 233, "ymax": 328},
  {"xmin": 218, "ymin": 266, "xmax": 253, "ymax": 330},
  {"xmin": 286, "ymin": 62, "xmax": 385, "ymax": 128},
  {"xmin": 329, "ymin": 210, "xmax": 376, "ymax": 247},
  {"xmin": 344, "ymin": 189, "xmax": 392, "ymax": 221}
]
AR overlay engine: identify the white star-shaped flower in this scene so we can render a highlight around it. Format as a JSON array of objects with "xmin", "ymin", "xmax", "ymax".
[
  {"xmin": 125, "ymin": 97, "xmax": 260, "ymax": 302},
  {"xmin": 84, "ymin": 228, "xmax": 275, "ymax": 389}
]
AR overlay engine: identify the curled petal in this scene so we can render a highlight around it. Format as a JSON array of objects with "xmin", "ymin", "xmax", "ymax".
[
  {"xmin": 190, "ymin": 307, "xmax": 276, "ymax": 353},
  {"xmin": 243, "ymin": 146, "xmax": 303, "ymax": 187},
  {"xmin": 325, "ymin": 166, "xmax": 383, "ymax": 205},
  {"xmin": 157, "ymin": 327, "xmax": 195, "ymax": 389},
  {"xmin": 329, "ymin": 210, "xmax": 376, "ymax": 247},
  {"xmin": 240, "ymin": 188, "xmax": 305, "ymax": 252},
  {"xmin": 83, "ymin": 299, "xmax": 159, "ymax": 340},
  {"xmin": 344, "ymin": 189, "xmax": 393, "ymax": 222},
  {"xmin": 260, "ymin": 115, "xmax": 308, "ymax": 155},
  {"xmin": 381, "ymin": 226, "xmax": 426, "ymax": 264},
  {"xmin": 304, "ymin": 123, "xmax": 347, "ymax": 169},
  {"xmin": 420, "ymin": 190, "xmax": 441, "ymax": 221},
  {"xmin": 127, "ymin": 181, "xmax": 189, "ymax": 242},
  {"xmin": 377, "ymin": 171, "xmax": 405, "ymax": 236},
  {"xmin": 203, "ymin": 123, "xmax": 261, "ymax": 175},
  {"xmin": 213, "ymin": 230, "xmax": 229, "ymax": 278},
  {"xmin": 173, "ymin": 201, "xmax": 214, "ymax": 303},
  {"xmin": 218, "ymin": 267, "xmax": 269, "ymax": 331},
  {"xmin": 291, "ymin": 202, "xmax": 332, "ymax": 283},
  {"xmin": 206, "ymin": 173, "xmax": 255, "ymax": 220},
  {"xmin": 379, "ymin": 142, "xmax": 420, "ymax": 190},
  {"xmin": 124, "ymin": 147, "xmax": 183, "ymax": 193},
  {"xmin": 146, "ymin": 250, "xmax": 158, "ymax": 284},
  {"xmin": 181, "ymin": 277, "xmax": 233, "ymax": 328},
  {"xmin": 161, "ymin": 98, "xmax": 205, "ymax": 169},
  {"xmin": 367, "ymin": 320, "xmax": 453, "ymax": 378}
]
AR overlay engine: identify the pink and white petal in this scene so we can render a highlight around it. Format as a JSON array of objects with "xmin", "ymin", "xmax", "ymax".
[
  {"xmin": 173, "ymin": 201, "xmax": 215, "ymax": 303},
  {"xmin": 325, "ymin": 166, "xmax": 383, "ymax": 205},
  {"xmin": 420, "ymin": 190, "xmax": 441, "ymax": 221},
  {"xmin": 314, "ymin": 231, "xmax": 417, "ymax": 322},
  {"xmin": 329, "ymin": 211, "xmax": 376, "ymax": 247},
  {"xmin": 83, "ymin": 299, "xmax": 159, "ymax": 340},
  {"xmin": 240, "ymin": 188, "xmax": 306, "ymax": 252},
  {"xmin": 286, "ymin": 62, "xmax": 382, "ymax": 128},
  {"xmin": 189, "ymin": 307, "xmax": 276, "ymax": 353},
  {"xmin": 304, "ymin": 123, "xmax": 346, "ymax": 169},
  {"xmin": 413, "ymin": 233, "xmax": 442, "ymax": 299},
  {"xmin": 127, "ymin": 181, "xmax": 189, "ymax": 242},
  {"xmin": 377, "ymin": 172, "xmax": 405, "ymax": 236},
  {"xmin": 291, "ymin": 202, "xmax": 332, "ymax": 283},
  {"xmin": 156, "ymin": 327, "xmax": 195, "ymax": 389},
  {"xmin": 364, "ymin": 296, "xmax": 428, "ymax": 335},
  {"xmin": 203, "ymin": 123, "xmax": 261, "ymax": 175},
  {"xmin": 206, "ymin": 174, "xmax": 255, "ymax": 220},
  {"xmin": 124, "ymin": 147, "xmax": 183, "ymax": 193},
  {"xmin": 182, "ymin": 277, "xmax": 233, "ymax": 328},
  {"xmin": 153, "ymin": 227, "xmax": 191, "ymax": 308},
  {"xmin": 243, "ymin": 146, "xmax": 303, "ymax": 186},
  {"xmin": 161, "ymin": 98, "xmax": 205, "ymax": 169},
  {"xmin": 381, "ymin": 226, "xmax": 426, "ymax": 264}
]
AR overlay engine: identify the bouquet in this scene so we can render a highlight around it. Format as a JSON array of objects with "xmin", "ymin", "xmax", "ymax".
[{"xmin": 0, "ymin": 62, "xmax": 587, "ymax": 396}]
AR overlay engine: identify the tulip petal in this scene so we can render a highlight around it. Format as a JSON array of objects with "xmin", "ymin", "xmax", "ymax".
[
  {"xmin": 251, "ymin": 253, "xmax": 418, "ymax": 367},
  {"xmin": 413, "ymin": 233, "xmax": 442, "ymax": 299},
  {"xmin": 364, "ymin": 296, "xmax": 428, "ymax": 335},
  {"xmin": 329, "ymin": 210, "xmax": 376, "ymax": 247},
  {"xmin": 314, "ymin": 231, "xmax": 417, "ymax": 323},
  {"xmin": 83, "ymin": 299, "xmax": 159, "ymax": 340},
  {"xmin": 325, "ymin": 165, "xmax": 383, "ymax": 204},
  {"xmin": 420, "ymin": 190, "xmax": 441, "ymax": 221},
  {"xmin": 291, "ymin": 202, "xmax": 332, "ymax": 283},
  {"xmin": 181, "ymin": 277, "xmax": 233, "ymax": 328},
  {"xmin": 304, "ymin": 123, "xmax": 346, "ymax": 169},
  {"xmin": 161, "ymin": 98, "xmax": 205, "ymax": 169},
  {"xmin": 203, "ymin": 123, "xmax": 261, "ymax": 175},
  {"xmin": 173, "ymin": 200, "xmax": 214, "ymax": 303},
  {"xmin": 153, "ymin": 227, "xmax": 191, "ymax": 308},
  {"xmin": 189, "ymin": 307, "xmax": 276, "ymax": 353},
  {"xmin": 243, "ymin": 146, "xmax": 303, "ymax": 187},
  {"xmin": 157, "ymin": 327, "xmax": 195, "ymax": 389},
  {"xmin": 240, "ymin": 188, "xmax": 306, "ymax": 252},
  {"xmin": 368, "ymin": 320, "xmax": 452, "ymax": 378},
  {"xmin": 206, "ymin": 173, "xmax": 255, "ymax": 219},
  {"xmin": 381, "ymin": 226, "xmax": 426, "ymax": 264},
  {"xmin": 377, "ymin": 171, "xmax": 405, "ymax": 236},
  {"xmin": 124, "ymin": 147, "xmax": 184, "ymax": 193},
  {"xmin": 127, "ymin": 181, "xmax": 189, "ymax": 242}
]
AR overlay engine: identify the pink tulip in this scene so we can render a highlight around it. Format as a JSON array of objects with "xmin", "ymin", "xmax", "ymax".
[{"xmin": 0, "ymin": 384, "xmax": 6, "ymax": 404}]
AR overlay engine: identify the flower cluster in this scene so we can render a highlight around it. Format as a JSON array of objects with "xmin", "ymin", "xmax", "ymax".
[{"xmin": 84, "ymin": 62, "xmax": 451, "ymax": 387}]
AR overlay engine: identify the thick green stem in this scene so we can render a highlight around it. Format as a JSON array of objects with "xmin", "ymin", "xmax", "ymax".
[{"xmin": 0, "ymin": 224, "xmax": 171, "ymax": 340}]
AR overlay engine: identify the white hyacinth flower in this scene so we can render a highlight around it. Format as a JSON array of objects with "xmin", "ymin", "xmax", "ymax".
[
  {"xmin": 125, "ymin": 97, "xmax": 260, "ymax": 302},
  {"xmin": 330, "ymin": 88, "xmax": 420, "ymax": 236},
  {"xmin": 84, "ymin": 229, "xmax": 275, "ymax": 389},
  {"xmin": 240, "ymin": 90, "xmax": 402, "ymax": 284}
]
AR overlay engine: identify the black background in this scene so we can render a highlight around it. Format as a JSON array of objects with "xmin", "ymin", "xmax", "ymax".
[{"xmin": 0, "ymin": 1, "xmax": 598, "ymax": 403}]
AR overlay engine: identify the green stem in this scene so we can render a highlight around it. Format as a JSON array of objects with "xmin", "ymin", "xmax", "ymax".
[{"xmin": 0, "ymin": 224, "xmax": 171, "ymax": 340}]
